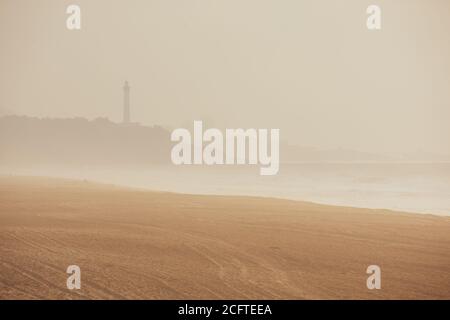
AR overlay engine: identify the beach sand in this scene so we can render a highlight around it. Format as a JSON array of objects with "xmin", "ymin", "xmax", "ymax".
[{"xmin": 0, "ymin": 176, "xmax": 449, "ymax": 299}]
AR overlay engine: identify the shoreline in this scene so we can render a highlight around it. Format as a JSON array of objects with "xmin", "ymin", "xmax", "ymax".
[{"xmin": 0, "ymin": 173, "xmax": 448, "ymax": 218}]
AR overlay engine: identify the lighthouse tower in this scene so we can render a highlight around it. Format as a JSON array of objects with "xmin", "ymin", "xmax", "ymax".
[{"xmin": 123, "ymin": 81, "xmax": 130, "ymax": 124}]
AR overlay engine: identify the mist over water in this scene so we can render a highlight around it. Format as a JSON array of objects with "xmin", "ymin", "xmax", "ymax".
[{"xmin": 2, "ymin": 162, "xmax": 450, "ymax": 216}]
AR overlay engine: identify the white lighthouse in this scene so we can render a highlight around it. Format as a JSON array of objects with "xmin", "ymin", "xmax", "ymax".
[{"xmin": 123, "ymin": 81, "xmax": 130, "ymax": 124}]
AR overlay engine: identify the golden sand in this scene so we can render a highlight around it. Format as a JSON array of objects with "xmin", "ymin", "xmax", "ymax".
[{"xmin": 0, "ymin": 176, "xmax": 449, "ymax": 299}]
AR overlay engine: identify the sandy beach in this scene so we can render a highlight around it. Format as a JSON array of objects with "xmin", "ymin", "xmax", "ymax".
[{"xmin": 0, "ymin": 176, "xmax": 449, "ymax": 299}]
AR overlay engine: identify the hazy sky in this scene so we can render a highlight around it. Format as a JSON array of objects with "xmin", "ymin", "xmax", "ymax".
[{"xmin": 1, "ymin": 0, "xmax": 449, "ymax": 154}]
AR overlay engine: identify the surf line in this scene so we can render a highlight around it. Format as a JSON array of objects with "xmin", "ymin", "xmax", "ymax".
[{"xmin": 170, "ymin": 120, "xmax": 280, "ymax": 175}]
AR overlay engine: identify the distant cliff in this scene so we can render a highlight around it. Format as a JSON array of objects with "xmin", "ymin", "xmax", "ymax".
[
  {"xmin": 1, "ymin": 116, "xmax": 448, "ymax": 166},
  {"xmin": 0, "ymin": 116, "xmax": 171, "ymax": 165}
]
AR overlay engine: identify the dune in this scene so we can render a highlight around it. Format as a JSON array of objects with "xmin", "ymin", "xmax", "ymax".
[{"xmin": 0, "ymin": 175, "xmax": 449, "ymax": 300}]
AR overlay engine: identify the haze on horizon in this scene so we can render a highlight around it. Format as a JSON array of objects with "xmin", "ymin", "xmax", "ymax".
[{"xmin": 1, "ymin": 0, "xmax": 449, "ymax": 155}]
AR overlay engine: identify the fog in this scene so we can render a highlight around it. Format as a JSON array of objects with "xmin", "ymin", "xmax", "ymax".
[
  {"xmin": 1, "ymin": 1, "xmax": 450, "ymax": 215},
  {"xmin": 1, "ymin": 0, "xmax": 450, "ymax": 154}
]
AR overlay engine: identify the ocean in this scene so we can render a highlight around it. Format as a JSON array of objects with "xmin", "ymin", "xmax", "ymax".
[{"xmin": 2, "ymin": 162, "xmax": 450, "ymax": 216}]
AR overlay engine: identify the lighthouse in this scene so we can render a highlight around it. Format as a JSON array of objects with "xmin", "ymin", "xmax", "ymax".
[{"xmin": 123, "ymin": 81, "xmax": 130, "ymax": 124}]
